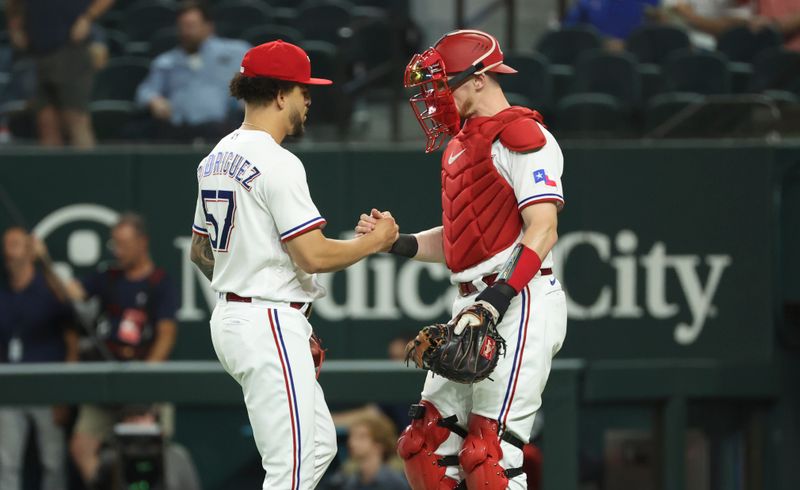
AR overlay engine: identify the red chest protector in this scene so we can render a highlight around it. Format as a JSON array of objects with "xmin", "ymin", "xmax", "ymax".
[{"xmin": 441, "ymin": 106, "xmax": 546, "ymax": 273}]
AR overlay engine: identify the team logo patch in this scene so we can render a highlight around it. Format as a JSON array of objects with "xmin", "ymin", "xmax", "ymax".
[
  {"xmin": 480, "ymin": 336, "xmax": 496, "ymax": 360},
  {"xmin": 533, "ymin": 169, "xmax": 557, "ymax": 187}
]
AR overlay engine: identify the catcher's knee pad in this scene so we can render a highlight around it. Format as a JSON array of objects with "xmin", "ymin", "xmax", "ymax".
[
  {"xmin": 397, "ymin": 401, "xmax": 464, "ymax": 490},
  {"xmin": 459, "ymin": 414, "xmax": 525, "ymax": 490}
]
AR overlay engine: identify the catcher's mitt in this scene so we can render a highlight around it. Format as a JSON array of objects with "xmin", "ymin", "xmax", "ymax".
[{"xmin": 405, "ymin": 303, "xmax": 506, "ymax": 384}]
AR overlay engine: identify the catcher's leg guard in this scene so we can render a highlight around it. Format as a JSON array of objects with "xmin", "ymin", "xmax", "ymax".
[
  {"xmin": 459, "ymin": 414, "xmax": 525, "ymax": 490},
  {"xmin": 522, "ymin": 443, "xmax": 542, "ymax": 490},
  {"xmin": 397, "ymin": 401, "xmax": 464, "ymax": 490}
]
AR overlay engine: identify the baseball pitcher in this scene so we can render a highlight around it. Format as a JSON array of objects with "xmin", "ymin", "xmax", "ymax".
[{"xmin": 190, "ymin": 40, "xmax": 399, "ymax": 490}]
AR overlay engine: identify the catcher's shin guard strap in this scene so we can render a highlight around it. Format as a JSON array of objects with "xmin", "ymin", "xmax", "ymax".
[
  {"xmin": 500, "ymin": 429, "xmax": 526, "ymax": 450},
  {"xmin": 496, "ymin": 243, "xmax": 542, "ymax": 293},
  {"xmin": 438, "ymin": 415, "xmax": 468, "ymax": 438},
  {"xmin": 398, "ymin": 401, "xmax": 462, "ymax": 490}
]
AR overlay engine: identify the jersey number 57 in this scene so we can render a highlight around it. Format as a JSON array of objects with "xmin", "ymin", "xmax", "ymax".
[{"xmin": 201, "ymin": 189, "xmax": 237, "ymax": 252}]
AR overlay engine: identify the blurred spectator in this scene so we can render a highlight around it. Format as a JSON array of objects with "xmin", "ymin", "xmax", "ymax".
[
  {"xmin": 658, "ymin": 0, "xmax": 800, "ymax": 50},
  {"xmin": 562, "ymin": 0, "xmax": 659, "ymax": 51},
  {"xmin": 92, "ymin": 405, "xmax": 202, "ymax": 490},
  {"xmin": 387, "ymin": 335, "xmax": 410, "ymax": 362},
  {"xmin": 61, "ymin": 213, "xmax": 179, "ymax": 485},
  {"xmin": 656, "ymin": 0, "xmax": 753, "ymax": 48},
  {"xmin": 87, "ymin": 25, "xmax": 111, "ymax": 71},
  {"xmin": 332, "ymin": 334, "xmax": 414, "ymax": 432},
  {"xmin": 0, "ymin": 227, "xmax": 79, "ymax": 490},
  {"xmin": 749, "ymin": 1, "xmax": 800, "ymax": 50},
  {"xmin": 325, "ymin": 412, "xmax": 409, "ymax": 490},
  {"xmin": 134, "ymin": 1, "xmax": 250, "ymax": 143},
  {"xmin": 5, "ymin": 0, "xmax": 114, "ymax": 148}
]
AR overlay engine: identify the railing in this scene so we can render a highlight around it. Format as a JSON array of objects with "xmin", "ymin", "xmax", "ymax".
[{"xmin": 0, "ymin": 359, "xmax": 780, "ymax": 490}]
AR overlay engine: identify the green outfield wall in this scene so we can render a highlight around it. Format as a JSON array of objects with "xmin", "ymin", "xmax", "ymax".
[{"xmin": 1, "ymin": 142, "xmax": 797, "ymax": 362}]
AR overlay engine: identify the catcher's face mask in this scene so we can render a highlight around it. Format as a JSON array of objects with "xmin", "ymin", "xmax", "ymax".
[
  {"xmin": 405, "ymin": 30, "xmax": 517, "ymax": 153},
  {"xmin": 404, "ymin": 49, "xmax": 465, "ymax": 153}
]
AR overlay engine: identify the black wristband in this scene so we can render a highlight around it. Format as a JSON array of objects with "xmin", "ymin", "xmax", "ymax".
[
  {"xmin": 388, "ymin": 234, "xmax": 418, "ymax": 258},
  {"xmin": 476, "ymin": 280, "xmax": 517, "ymax": 320}
]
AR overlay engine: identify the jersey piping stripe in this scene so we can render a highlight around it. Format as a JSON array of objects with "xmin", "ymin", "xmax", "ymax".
[
  {"xmin": 274, "ymin": 310, "xmax": 303, "ymax": 488},
  {"xmin": 191, "ymin": 224, "xmax": 209, "ymax": 236},
  {"xmin": 497, "ymin": 285, "xmax": 531, "ymax": 428},
  {"xmin": 517, "ymin": 193, "xmax": 564, "ymax": 208},
  {"xmin": 501, "ymin": 285, "xmax": 532, "ymax": 430},
  {"xmin": 280, "ymin": 217, "xmax": 327, "ymax": 242},
  {"xmin": 268, "ymin": 309, "xmax": 300, "ymax": 490}
]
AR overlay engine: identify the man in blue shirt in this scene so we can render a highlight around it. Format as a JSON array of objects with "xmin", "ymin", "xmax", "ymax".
[
  {"xmin": 135, "ymin": 1, "xmax": 250, "ymax": 142},
  {"xmin": 0, "ymin": 227, "xmax": 79, "ymax": 490},
  {"xmin": 563, "ymin": 0, "xmax": 660, "ymax": 45}
]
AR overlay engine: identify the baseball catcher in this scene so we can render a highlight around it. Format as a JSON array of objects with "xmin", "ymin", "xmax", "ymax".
[{"xmin": 356, "ymin": 29, "xmax": 568, "ymax": 490}]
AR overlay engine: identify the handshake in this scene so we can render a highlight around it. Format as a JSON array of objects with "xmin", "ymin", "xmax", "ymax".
[{"xmin": 354, "ymin": 208, "xmax": 400, "ymax": 252}]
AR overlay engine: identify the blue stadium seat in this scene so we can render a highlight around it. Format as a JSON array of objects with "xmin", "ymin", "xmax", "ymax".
[
  {"xmin": 123, "ymin": 0, "xmax": 177, "ymax": 42},
  {"xmin": 662, "ymin": 49, "xmax": 731, "ymax": 95},
  {"xmin": 90, "ymin": 100, "xmax": 137, "ymax": 142},
  {"xmin": 555, "ymin": 93, "xmax": 633, "ymax": 138},
  {"xmin": 750, "ymin": 47, "xmax": 800, "ymax": 94},
  {"xmin": 92, "ymin": 57, "xmax": 151, "ymax": 102},
  {"xmin": 300, "ymin": 40, "xmax": 351, "ymax": 131},
  {"xmin": 572, "ymin": 50, "xmax": 641, "ymax": 109},
  {"xmin": 213, "ymin": 0, "xmax": 273, "ymax": 39},
  {"xmin": 717, "ymin": 25, "xmax": 783, "ymax": 63},
  {"xmin": 535, "ymin": 25, "xmax": 602, "ymax": 65},
  {"xmin": 499, "ymin": 53, "xmax": 552, "ymax": 114},
  {"xmin": 296, "ymin": 0, "xmax": 354, "ymax": 44},
  {"xmin": 626, "ymin": 24, "xmax": 691, "ymax": 65}
]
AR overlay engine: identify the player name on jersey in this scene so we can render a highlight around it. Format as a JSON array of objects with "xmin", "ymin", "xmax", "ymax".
[{"xmin": 196, "ymin": 151, "xmax": 262, "ymax": 191}]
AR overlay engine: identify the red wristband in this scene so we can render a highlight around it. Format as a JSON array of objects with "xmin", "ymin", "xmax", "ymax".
[{"xmin": 506, "ymin": 245, "xmax": 542, "ymax": 293}]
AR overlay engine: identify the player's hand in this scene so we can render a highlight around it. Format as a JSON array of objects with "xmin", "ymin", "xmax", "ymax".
[
  {"xmin": 70, "ymin": 15, "xmax": 91, "ymax": 43},
  {"xmin": 369, "ymin": 213, "xmax": 399, "ymax": 253},
  {"xmin": 355, "ymin": 208, "xmax": 392, "ymax": 236},
  {"xmin": 452, "ymin": 301, "xmax": 500, "ymax": 335},
  {"xmin": 149, "ymin": 97, "xmax": 172, "ymax": 120}
]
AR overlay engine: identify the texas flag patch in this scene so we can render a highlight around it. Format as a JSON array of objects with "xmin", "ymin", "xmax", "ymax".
[{"xmin": 533, "ymin": 169, "xmax": 558, "ymax": 187}]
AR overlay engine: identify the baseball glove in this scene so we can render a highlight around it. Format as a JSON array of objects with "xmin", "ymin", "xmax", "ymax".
[{"xmin": 405, "ymin": 303, "xmax": 506, "ymax": 384}]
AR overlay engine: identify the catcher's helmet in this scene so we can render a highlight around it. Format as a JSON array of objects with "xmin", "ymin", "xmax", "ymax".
[{"xmin": 404, "ymin": 30, "xmax": 517, "ymax": 152}]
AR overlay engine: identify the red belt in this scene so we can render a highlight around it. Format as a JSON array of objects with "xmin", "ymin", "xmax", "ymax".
[
  {"xmin": 457, "ymin": 269, "xmax": 553, "ymax": 297},
  {"xmin": 224, "ymin": 293, "xmax": 312, "ymax": 318}
]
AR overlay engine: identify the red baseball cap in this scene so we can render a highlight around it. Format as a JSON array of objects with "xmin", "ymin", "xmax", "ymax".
[{"xmin": 240, "ymin": 40, "xmax": 333, "ymax": 85}]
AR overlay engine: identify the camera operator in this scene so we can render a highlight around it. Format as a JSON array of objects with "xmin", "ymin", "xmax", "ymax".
[{"xmin": 60, "ymin": 213, "xmax": 179, "ymax": 485}]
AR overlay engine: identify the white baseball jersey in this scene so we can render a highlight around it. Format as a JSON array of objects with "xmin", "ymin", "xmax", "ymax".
[
  {"xmin": 450, "ymin": 122, "xmax": 565, "ymax": 284},
  {"xmin": 192, "ymin": 129, "xmax": 327, "ymax": 302},
  {"xmin": 196, "ymin": 128, "xmax": 338, "ymax": 489}
]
